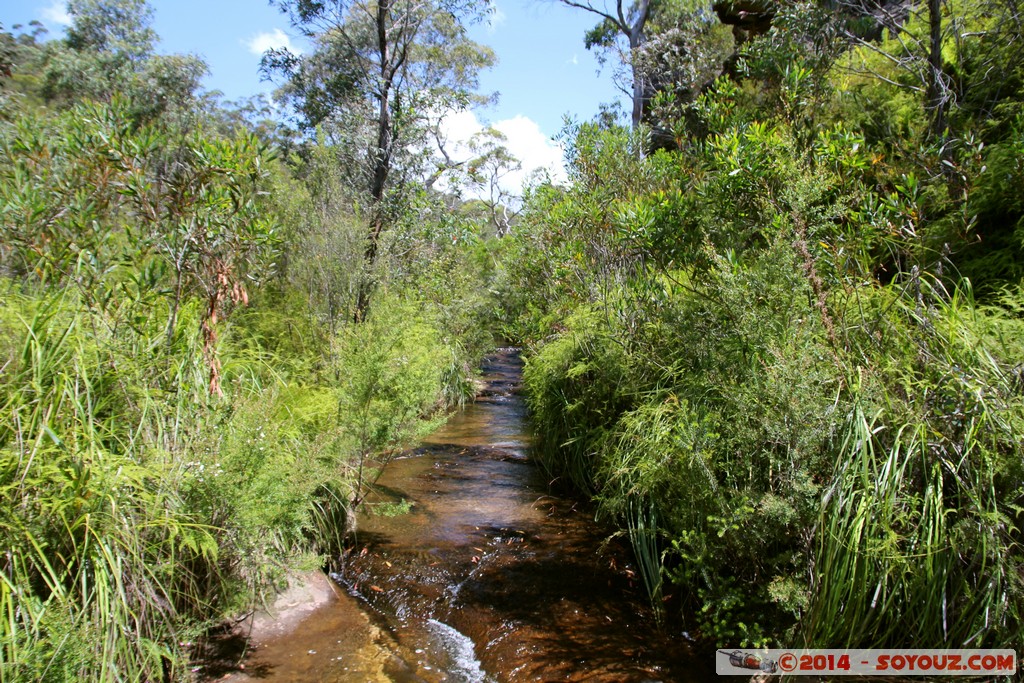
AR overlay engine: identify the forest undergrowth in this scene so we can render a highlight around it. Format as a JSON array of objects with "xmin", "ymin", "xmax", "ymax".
[{"xmin": 499, "ymin": 0, "xmax": 1024, "ymax": 649}]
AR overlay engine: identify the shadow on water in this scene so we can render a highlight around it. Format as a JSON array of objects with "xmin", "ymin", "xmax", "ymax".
[{"xmin": 214, "ymin": 349, "xmax": 715, "ymax": 682}]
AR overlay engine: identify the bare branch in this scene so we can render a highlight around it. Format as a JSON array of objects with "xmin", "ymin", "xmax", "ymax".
[
  {"xmin": 558, "ymin": 0, "xmax": 628, "ymax": 32},
  {"xmin": 838, "ymin": 58, "xmax": 924, "ymax": 92}
]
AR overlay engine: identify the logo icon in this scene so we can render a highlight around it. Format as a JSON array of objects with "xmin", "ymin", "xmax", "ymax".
[{"xmin": 723, "ymin": 650, "xmax": 778, "ymax": 674}]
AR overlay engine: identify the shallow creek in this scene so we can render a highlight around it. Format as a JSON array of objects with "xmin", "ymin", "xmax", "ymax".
[{"xmin": 219, "ymin": 349, "xmax": 712, "ymax": 682}]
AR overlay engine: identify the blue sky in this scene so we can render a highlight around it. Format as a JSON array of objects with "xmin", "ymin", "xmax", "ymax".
[{"xmin": 3, "ymin": 1, "xmax": 626, "ymax": 185}]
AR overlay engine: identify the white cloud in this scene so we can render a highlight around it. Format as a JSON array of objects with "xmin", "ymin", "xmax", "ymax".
[
  {"xmin": 245, "ymin": 28, "xmax": 301, "ymax": 56},
  {"xmin": 41, "ymin": 0, "xmax": 71, "ymax": 26},
  {"xmin": 439, "ymin": 109, "xmax": 481, "ymax": 145},
  {"xmin": 492, "ymin": 115, "xmax": 567, "ymax": 188},
  {"xmin": 436, "ymin": 110, "xmax": 566, "ymax": 198}
]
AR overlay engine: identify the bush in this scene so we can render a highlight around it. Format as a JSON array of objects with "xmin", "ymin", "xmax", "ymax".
[{"xmin": 507, "ymin": 107, "xmax": 1024, "ymax": 650}]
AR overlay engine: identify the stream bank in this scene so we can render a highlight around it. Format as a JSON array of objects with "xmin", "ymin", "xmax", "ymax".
[{"xmin": 206, "ymin": 349, "xmax": 712, "ymax": 681}]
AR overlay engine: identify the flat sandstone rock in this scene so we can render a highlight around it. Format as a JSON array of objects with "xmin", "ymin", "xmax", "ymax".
[{"xmin": 246, "ymin": 571, "xmax": 341, "ymax": 643}]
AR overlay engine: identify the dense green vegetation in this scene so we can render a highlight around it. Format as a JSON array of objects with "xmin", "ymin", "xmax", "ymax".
[
  {"xmin": 0, "ymin": 1, "xmax": 499, "ymax": 680},
  {"xmin": 504, "ymin": 0, "xmax": 1024, "ymax": 650},
  {"xmin": 4, "ymin": 0, "xmax": 1024, "ymax": 678}
]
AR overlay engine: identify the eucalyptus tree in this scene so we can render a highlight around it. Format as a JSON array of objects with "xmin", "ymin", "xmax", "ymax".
[
  {"xmin": 266, "ymin": 0, "xmax": 495, "ymax": 319},
  {"xmin": 37, "ymin": 0, "xmax": 205, "ymax": 125},
  {"xmin": 64, "ymin": 0, "xmax": 156, "ymax": 59},
  {"xmin": 557, "ymin": 0, "xmax": 653, "ymax": 128},
  {"xmin": 558, "ymin": 0, "xmax": 734, "ymax": 132},
  {"xmin": 0, "ymin": 22, "xmax": 43, "ymax": 117},
  {"xmin": 463, "ymin": 127, "xmax": 522, "ymax": 236}
]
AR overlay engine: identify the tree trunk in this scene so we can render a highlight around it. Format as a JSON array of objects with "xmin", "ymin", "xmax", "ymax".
[
  {"xmin": 926, "ymin": 0, "xmax": 946, "ymax": 140},
  {"xmin": 631, "ymin": 61, "xmax": 645, "ymax": 129},
  {"xmin": 628, "ymin": 6, "xmax": 648, "ymax": 130},
  {"xmin": 356, "ymin": 0, "xmax": 394, "ymax": 323}
]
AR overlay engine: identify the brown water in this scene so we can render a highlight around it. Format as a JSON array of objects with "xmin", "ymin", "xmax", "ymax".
[{"xmin": 220, "ymin": 350, "xmax": 712, "ymax": 682}]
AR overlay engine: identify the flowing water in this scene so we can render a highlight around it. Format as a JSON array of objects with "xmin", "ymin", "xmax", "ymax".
[{"xmin": 218, "ymin": 350, "xmax": 711, "ymax": 682}]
